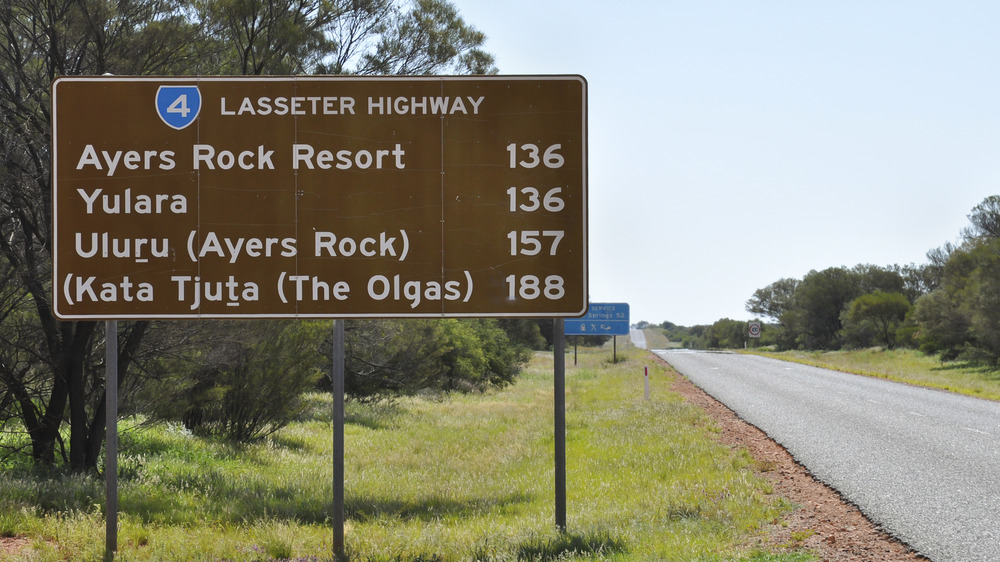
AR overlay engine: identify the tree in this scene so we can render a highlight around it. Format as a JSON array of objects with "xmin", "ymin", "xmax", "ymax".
[
  {"xmin": 841, "ymin": 291, "xmax": 911, "ymax": 349},
  {"xmin": 852, "ymin": 264, "xmax": 906, "ymax": 296},
  {"xmin": 899, "ymin": 262, "xmax": 938, "ymax": 301},
  {"xmin": 495, "ymin": 319, "xmax": 548, "ymax": 351},
  {"xmin": 705, "ymin": 319, "xmax": 747, "ymax": 349},
  {"xmin": 0, "ymin": 0, "xmax": 495, "ymax": 469},
  {"xmin": 960, "ymin": 239, "xmax": 1000, "ymax": 366},
  {"xmin": 339, "ymin": 0, "xmax": 496, "ymax": 75},
  {"xmin": 198, "ymin": 0, "xmax": 497, "ymax": 76},
  {"xmin": 791, "ymin": 267, "xmax": 861, "ymax": 349},
  {"xmin": 923, "ymin": 242, "xmax": 958, "ymax": 290},
  {"xmin": 964, "ymin": 195, "xmax": 1000, "ymax": 240},
  {"xmin": 746, "ymin": 278, "xmax": 799, "ymax": 321},
  {"xmin": 912, "ymin": 289, "xmax": 969, "ymax": 360},
  {"xmin": 197, "ymin": 0, "xmax": 335, "ymax": 75},
  {"xmin": 911, "ymin": 239, "xmax": 982, "ymax": 360},
  {"xmin": 0, "ymin": 0, "xmax": 200, "ymax": 470},
  {"xmin": 333, "ymin": 319, "xmax": 529, "ymax": 403}
]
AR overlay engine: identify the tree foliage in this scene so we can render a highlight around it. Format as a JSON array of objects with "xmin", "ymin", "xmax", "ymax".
[
  {"xmin": 660, "ymin": 319, "xmax": 764, "ymax": 350},
  {"xmin": 912, "ymin": 236, "xmax": 1000, "ymax": 365},
  {"xmin": 911, "ymin": 288, "xmax": 968, "ymax": 359},
  {"xmin": 746, "ymin": 264, "xmax": 929, "ymax": 351},
  {"xmin": 335, "ymin": 318, "xmax": 530, "ymax": 403},
  {"xmin": 746, "ymin": 278, "xmax": 799, "ymax": 322},
  {"xmin": 704, "ymin": 319, "xmax": 748, "ymax": 349},
  {"xmin": 841, "ymin": 291, "xmax": 911, "ymax": 349},
  {"xmin": 964, "ymin": 195, "xmax": 1000, "ymax": 241}
]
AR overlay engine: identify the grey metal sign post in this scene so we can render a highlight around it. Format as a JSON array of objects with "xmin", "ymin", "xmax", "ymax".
[
  {"xmin": 332, "ymin": 320, "xmax": 345, "ymax": 557},
  {"xmin": 554, "ymin": 319, "xmax": 566, "ymax": 531},
  {"xmin": 105, "ymin": 321, "xmax": 118, "ymax": 561}
]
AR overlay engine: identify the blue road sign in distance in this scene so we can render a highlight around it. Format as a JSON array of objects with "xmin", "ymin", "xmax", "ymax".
[{"xmin": 565, "ymin": 302, "xmax": 629, "ymax": 335}]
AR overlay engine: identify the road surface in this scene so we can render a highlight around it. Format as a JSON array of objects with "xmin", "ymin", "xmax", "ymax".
[
  {"xmin": 656, "ymin": 350, "xmax": 1000, "ymax": 562},
  {"xmin": 629, "ymin": 329, "xmax": 646, "ymax": 349}
]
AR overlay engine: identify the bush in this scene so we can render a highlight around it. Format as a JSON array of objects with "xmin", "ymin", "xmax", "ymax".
[
  {"xmin": 142, "ymin": 321, "xmax": 325, "ymax": 442},
  {"xmin": 335, "ymin": 319, "xmax": 530, "ymax": 403}
]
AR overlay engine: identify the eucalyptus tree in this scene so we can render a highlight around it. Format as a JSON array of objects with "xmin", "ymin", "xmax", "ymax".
[
  {"xmin": 746, "ymin": 277, "xmax": 800, "ymax": 322},
  {"xmin": 964, "ymin": 194, "xmax": 1000, "ymax": 241},
  {"xmin": 199, "ymin": 0, "xmax": 496, "ymax": 76},
  {"xmin": 0, "ymin": 0, "xmax": 494, "ymax": 469},
  {"xmin": 0, "ymin": 0, "xmax": 203, "ymax": 469},
  {"xmin": 841, "ymin": 290, "xmax": 911, "ymax": 349}
]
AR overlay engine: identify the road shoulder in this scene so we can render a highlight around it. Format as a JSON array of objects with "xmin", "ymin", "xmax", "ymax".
[{"xmin": 656, "ymin": 354, "xmax": 926, "ymax": 561}]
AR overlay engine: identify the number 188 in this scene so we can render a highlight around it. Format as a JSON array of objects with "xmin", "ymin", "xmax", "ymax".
[{"xmin": 505, "ymin": 275, "xmax": 565, "ymax": 300}]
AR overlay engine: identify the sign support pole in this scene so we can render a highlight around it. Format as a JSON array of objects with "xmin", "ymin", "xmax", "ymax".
[
  {"xmin": 105, "ymin": 320, "xmax": 118, "ymax": 561},
  {"xmin": 333, "ymin": 320, "xmax": 346, "ymax": 558},
  {"xmin": 554, "ymin": 319, "xmax": 566, "ymax": 531}
]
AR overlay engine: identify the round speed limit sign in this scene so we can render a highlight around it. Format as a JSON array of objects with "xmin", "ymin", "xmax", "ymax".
[{"xmin": 748, "ymin": 322, "xmax": 761, "ymax": 338}]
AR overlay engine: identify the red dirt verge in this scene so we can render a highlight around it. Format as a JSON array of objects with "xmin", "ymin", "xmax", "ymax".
[{"xmin": 1, "ymin": 536, "xmax": 30, "ymax": 558}]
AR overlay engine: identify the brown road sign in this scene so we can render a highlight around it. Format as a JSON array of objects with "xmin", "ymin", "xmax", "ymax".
[{"xmin": 51, "ymin": 76, "xmax": 587, "ymax": 318}]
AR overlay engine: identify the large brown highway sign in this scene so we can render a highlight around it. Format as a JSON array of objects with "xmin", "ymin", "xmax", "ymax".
[{"xmin": 51, "ymin": 76, "xmax": 587, "ymax": 318}]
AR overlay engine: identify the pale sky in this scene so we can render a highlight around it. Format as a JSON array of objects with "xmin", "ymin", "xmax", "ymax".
[{"xmin": 458, "ymin": 1, "xmax": 1000, "ymax": 326}]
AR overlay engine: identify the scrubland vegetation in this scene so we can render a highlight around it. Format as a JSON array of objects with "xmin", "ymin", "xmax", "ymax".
[{"xmin": 0, "ymin": 349, "xmax": 815, "ymax": 561}]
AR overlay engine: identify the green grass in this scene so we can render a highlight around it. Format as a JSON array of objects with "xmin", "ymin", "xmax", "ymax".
[
  {"xmin": 750, "ymin": 348, "xmax": 1000, "ymax": 401},
  {"xmin": 0, "ymin": 349, "xmax": 812, "ymax": 561}
]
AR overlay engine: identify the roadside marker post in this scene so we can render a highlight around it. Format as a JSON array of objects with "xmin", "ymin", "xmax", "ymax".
[{"xmin": 644, "ymin": 366, "xmax": 650, "ymax": 400}]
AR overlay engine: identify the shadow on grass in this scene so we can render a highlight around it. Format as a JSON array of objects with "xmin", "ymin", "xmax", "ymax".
[
  {"xmin": 118, "ymin": 477, "xmax": 533, "ymax": 527},
  {"xmin": 345, "ymin": 403, "xmax": 405, "ymax": 431},
  {"xmin": 515, "ymin": 531, "xmax": 628, "ymax": 560},
  {"xmin": 930, "ymin": 361, "xmax": 1000, "ymax": 380},
  {"xmin": 931, "ymin": 360, "xmax": 984, "ymax": 372},
  {"xmin": 120, "ymin": 474, "xmax": 335, "ymax": 525},
  {"xmin": 345, "ymin": 553, "xmax": 443, "ymax": 562},
  {"xmin": 119, "ymin": 428, "xmax": 252, "ymax": 464},
  {"xmin": 346, "ymin": 491, "xmax": 533, "ymax": 522},
  {"xmin": 263, "ymin": 433, "xmax": 309, "ymax": 452}
]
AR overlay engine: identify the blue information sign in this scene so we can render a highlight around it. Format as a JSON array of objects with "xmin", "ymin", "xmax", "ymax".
[{"xmin": 565, "ymin": 302, "xmax": 629, "ymax": 335}]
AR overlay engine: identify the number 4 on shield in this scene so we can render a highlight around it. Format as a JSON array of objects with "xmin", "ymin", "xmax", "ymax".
[{"xmin": 155, "ymin": 85, "xmax": 201, "ymax": 130}]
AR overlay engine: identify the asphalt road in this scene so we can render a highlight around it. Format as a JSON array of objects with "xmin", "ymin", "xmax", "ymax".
[
  {"xmin": 655, "ymin": 350, "xmax": 1000, "ymax": 562},
  {"xmin": 629, "ymin": 329, "xmax": 647, "ymax": 349}
]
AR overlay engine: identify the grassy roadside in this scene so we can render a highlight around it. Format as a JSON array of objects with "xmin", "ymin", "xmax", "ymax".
[
  {"xmin": 748, "ymin": 348, "xmax": 1000, "ymax": 401},
  {"xmin": 1, "ymin": 348, "xmax": 812, "ymax": 561}
]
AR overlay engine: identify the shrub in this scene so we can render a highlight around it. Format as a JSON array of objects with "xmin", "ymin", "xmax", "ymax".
[{"xmin": 143, "ymin": 321, "xmax": 325, "ymax": 442}]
